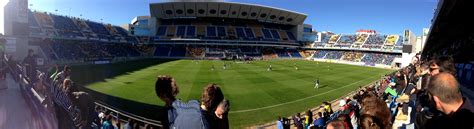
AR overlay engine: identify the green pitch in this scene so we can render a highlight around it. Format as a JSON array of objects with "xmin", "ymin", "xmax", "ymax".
[{"xmin": 75, "ymin": 59, "xmax": 392, "ymax": 128}]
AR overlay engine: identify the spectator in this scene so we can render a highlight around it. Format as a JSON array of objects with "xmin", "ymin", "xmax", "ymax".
[
  {"xmin": 112, "ymin": 116, "xmax": 121, "ymax": 129},
  {"xmin": 416, "ymin": 62, "xmax": 430, "ymax": 90},
  {"xmin": 23, "ymin": 49, "xmax": 37, "ymax": 82},
  {"xmin": 33, "ymin": 73, "xmax": 47, "ymax": 96},
  {"xmin": 123, "ymin": 118, "xmax": 133, "ymax": 129},
  {"xmin": 337, "ymin": 115, "xmax": 352, "ymax": 129},
  {"xmin": 51, "ymin": 65, "xmax": 72, "ymax": 83},
  {"xmin": 102, "ymin": 114, "xmax": 113, "ymax": 129},
  {"xmin": 422, "ymin": 73, "xmax": 474, "ymax": 129},
  {"xmin": 276, "ymin": 116, "xmax": 284, "ymax": 129},
  {"xmin": 429, "ymin": 56, "xmax": 455, "ymax": 76},
  {"xmin": 323, "ymin": 101, "xmax": 334, "ymax": 115},
  {"xmin": 359, "ymin": 114, "xmax": 382, "ymax": 129},
  {"xmin": 92, "ymin": 106, "xmax": 102, "ymax": 128},
  {"xmin": 313, "ymin": 112, "xmax": 325, "ymax": 129},
  {"xmin": 214, "ymin": 99, "xmax": 230, "ymax": 129},
  {"xmin": 292, "ymin": 113, "xmax": 303, "ymax": 129},
  {"xmin": 360, "ymin": 93, "xmax": 392, "ymax": 129},
  {"xmin": 304, "ymin": 110, "xmax": 313, "ymax": 128},
  {"xmin": 154, "ymin": 75, "xmax": 209, "ymax": 129},
  {"xmin": 200, "ymin": 84, "xmax": 224, "ymax": 129},
  {"xmin": 327, "ymin": 120, "xmax": 347, "ymax": 129}
]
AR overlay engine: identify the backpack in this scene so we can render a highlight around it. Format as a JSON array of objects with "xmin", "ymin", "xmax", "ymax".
[{"xmin": 169, "ymin": 100, "xmax": 209, "ymax": 129}]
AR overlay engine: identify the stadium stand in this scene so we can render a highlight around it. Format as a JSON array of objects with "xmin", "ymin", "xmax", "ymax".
[
  {"xmin": 7, "ymin": 0, "xmax": 474, "ymax": 128},
  {"xmin": 314, "ymin": 33, "xmax": 332, "ymax": 47},
  {"xmin": 50, "ymin": 14, "xmax": 84, "ymax": 38},
  {"xmin": 33, "ymin": 11, "xmax": 57, "ymax": 36},
  {"xmin": 335, "ymin": 35, "xmax": 356, "ymax": 48},
  {"xmin": 341, "ymin": 51, "xmax": 364, "ymax": 62},
  {"xmin": 325, "ymin": 51, "xmax": 344, "ymax": 60},
  {"xmin": 363, "ymin": 35, "xmax": 387, "ymax": 49},
  {"xmin": 311, "ymin": 50, "xmax": 400, "ymax": 66},
  {"xmin": 85, "ymin": 21, "xmax": 111, "ymax": 39},
  {"xmin": 325, "ymin": 34, "xmax": 340, "ymax": 47},
  {"xmin": 351, "ymin": 34, "xmax": 369, "ymax": 48}
]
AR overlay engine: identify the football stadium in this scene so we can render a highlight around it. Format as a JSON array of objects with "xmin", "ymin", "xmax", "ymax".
[{"xmin": 1, "ymin": 0, "xmax": 474, "ymax": 129}]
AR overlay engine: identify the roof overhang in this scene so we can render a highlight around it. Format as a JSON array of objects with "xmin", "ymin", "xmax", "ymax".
[{"xmin": 150, "ymin": 2, "xmax": 307, "ymax": 25}]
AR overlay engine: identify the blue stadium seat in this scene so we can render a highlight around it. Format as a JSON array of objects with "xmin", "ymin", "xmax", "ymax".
[
  {"xmin": 157, "ymin": 26, "xmax": 167, "ymax": 36},
  {"xmin": 270, "ymin": 30, "xmax": 280, "ymax": 40},
  {"xmin": 217, "ymin": 27, "xmax": 226, "ymax": 37},
  {"xmin": 154, "ymin": 46, "xmax": 170, "ymax": 56},
  {"xmin": 286, "ymin": 31, "xmax": 296, "ymax": 40},
  {"xmin": 262, "ymin": 29, "xmax": 273, "ymax": 39},
  {"xmin": 114, "ymin": 26, "xmax": 129, "ymax": 36},
  {"xmin": 465, "ymin": 64, "xmax": 473, "ymax": 86},
  {"xmin": 363, "ymin": 35, "xmax": 387, "ymax": 49},
  {"xmin": 244, "ymin": 28, "xmax": 255, "ymax": 39},
  {"xmin": 236, "ymin": 28, "xmax": 246, "ymax": 38},
  {"xmin": 325, "ymin": 51, "xmax": 344, "ymax": 59},
  {"xmin": 336, "ymin": 35, "xmax": 356, "ymax": 47},
  {"xmin": 85, "ymin": 21, "xmax": 110, "ymax": 37},
  {"xmin": 288, "ymin": 49, "xmax": 302, "ymax": 58},
  {"xmin": 170, "ymin": 46, "xmax": 186, "ymax": 57},
  {"xmin": 186, "ymin": 26, "xmax": 196, "ymax": 37},
  {"xmin": 176, "ymin": 26, "xmax": 186, "ymax": 37},
  {"xmin": 313, "ymin": 50, "xmax": 329, "ymax": 59},
  {"xmin": 207, "ymin": 26, "xmax": 217, "ymax": 37},
  {"xmin": 50, "ymin": 14, "xmax": 84, "ymax": 38}
]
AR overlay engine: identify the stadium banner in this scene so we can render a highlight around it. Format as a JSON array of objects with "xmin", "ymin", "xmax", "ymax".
[{"xmin": 94, "ymin": 60, "xmax": 111, "ymax": 64}]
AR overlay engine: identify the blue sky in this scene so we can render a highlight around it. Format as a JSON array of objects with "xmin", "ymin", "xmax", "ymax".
[{"xmin": 2, "ymin": 0, "xmax": 438, "ymax": 35}]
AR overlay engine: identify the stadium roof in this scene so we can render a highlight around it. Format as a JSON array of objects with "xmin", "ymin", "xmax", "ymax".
[{"xmin": 149, "ymin": 2, "xmax": 307, "ymax": 25}]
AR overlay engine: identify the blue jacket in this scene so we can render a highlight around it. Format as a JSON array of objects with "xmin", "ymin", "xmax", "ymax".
[{"xmin": 168, "ymin": 99, "xmax": 209, "ymax": 129}]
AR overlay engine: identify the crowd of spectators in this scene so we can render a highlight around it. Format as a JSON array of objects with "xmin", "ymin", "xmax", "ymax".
[
  {"xmin": 187, "ymin": 47, "xmax": 206, "ymax": 57},
  {"xmin": 335, "ymin": 35, "xmax": 356, "ymax": 48},
  {"xmin": 342, "ymin": 52, "xmax": 364, "ymax": 62},
  {"xmin": 325, "ymin": 51, "xmax": 345, "ymax": 60},
  {"xmin": 312, "ymin": 50, "xmax": 400, "ymax": 66},
  {"xmin": 277, "ymin": 55, "xmax": 474, "ymax": 129},
  {"xmin": 362, "ymin": 35, "xmax": 387, "ymax": 49},
  {"xmin": 44, "ymin": 41, "xmax": 144, "ymax": 61},
  {"xmin": 315, "ymin": 33, "xmax": 405, "ymax": 51}
]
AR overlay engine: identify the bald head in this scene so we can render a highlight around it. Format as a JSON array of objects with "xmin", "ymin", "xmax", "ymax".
[{"xmin": 427, "ymin": 73, "xmax": 462, "ymax": 104}]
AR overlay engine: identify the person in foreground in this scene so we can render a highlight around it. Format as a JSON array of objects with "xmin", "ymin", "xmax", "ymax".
[
  {"xmin": 200, "ymin": 84, "xmax": 225, "ymax": 129},
  {"xmin": 155, "ymin": 75, "xmax": 209, "ymax": 129},
  {"xmin": 421, "ymin": 73, "xmax": 474, "ymax": 129},
  {"xmin": 214, "ymin": 99, "xmax": 230, "ymax": 129}
]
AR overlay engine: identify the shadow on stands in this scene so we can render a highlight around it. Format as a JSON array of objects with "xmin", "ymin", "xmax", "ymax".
[
  {"xmin": 80, "ymin": 87, "xmax": 167, "ymax": 124},
  {"xmin": 71, "ymin": 59, "xmax": 178, "ymax": 86}
]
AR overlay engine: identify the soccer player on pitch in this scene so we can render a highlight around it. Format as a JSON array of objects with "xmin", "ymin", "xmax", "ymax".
[
  {"xmin": 314, "ymin": 79, "xmax": 320, "ymax": 88},
  {"xmin": 294, "ymin": 62, "xmax": 299, "ymax": 70}
]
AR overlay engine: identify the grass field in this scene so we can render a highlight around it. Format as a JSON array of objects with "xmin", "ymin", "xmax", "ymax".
[{"xmin": 72, "ymin": 59, "xmax": 393, "ymax": 128}]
